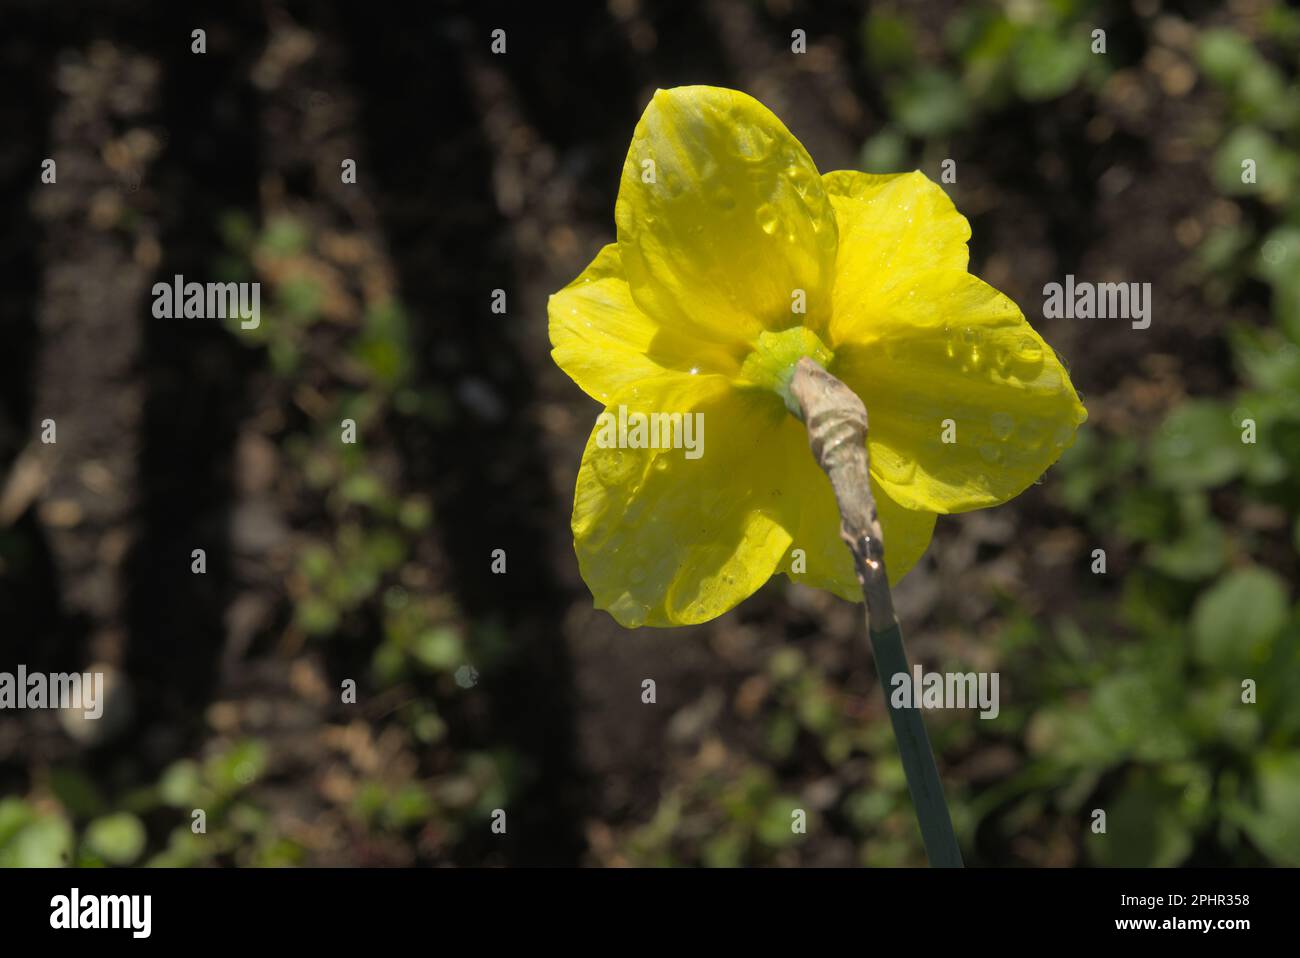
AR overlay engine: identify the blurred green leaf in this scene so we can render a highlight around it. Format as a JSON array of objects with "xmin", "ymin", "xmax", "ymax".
[
  {"xmin": 1029, "ymin": 668, "xmax": 1190, "ymax": 769},
  {"xmin": 1090, "ymin": 671, "xmax": 1191, "ymax": 763},
  {"xmin": 146, "ymin": 828, "xmax": 207, "ymax": 868},
  {"xmin": 1197, "ymin": 29, "xmax": 1259, "ymax": 88},
  {"xmin": 387, "ymin": 784, "xmax": 435, "ymax": 828},
  {"xmin": 1187, "ymin": 680, "xmax": 1261, "ymax": 750},
  {"xmin": 1237, "ymin": 752, "xmax": 1300, "ymax": 865},
  {"xmin": 398, "ymin": 496, "xmax": 432, "ymax": 531},
  {"xmin": 1149, "ymin": 400, "xmax": 1243, "ymax": 490},
  {"xmin": 339, "ymin": 473, "xmax": 386, "ymax": 509},
  {"xmin": 355, "ymin": 301, "xmax": 412, "ymax": 388},
  {"xmin": 0, "ymin": 803, "xmax": 73, "ymax": 867},
  {"xmin": 84, "ymin": 813, "xmax": 147, "ymax": 865},
  {"xmin": 1232, "ymin": 326, "xmax": 1300, "ymax": 392},
  {"xmin": 1237, "ymin": 67, "xmax": 1296, "ymax": 128},
  {"xmin": 279, "ymin": 276, "xmax": 323, "ymax": 322},
  {"xmin": 159, "ymin": 760, "xmax": 204, "ymax": 808},
  {"xmin": 258, "ymin": 216, "xmax": 309, "ymax": 257},
  {"xmin": 795, "ymin": 681, "xmax": 837, "ymax": 736},
  {"xmin": 297, "ymin": 543, "xmax": 334, "ymax": 584},
  {"xmin": 1196, "ymin": 223, "xmax": 1254, "ymax": 279},
  {"xmin": 859, "ymin": 127, "xmax": 910, "ymax": 173},
  {"xmin": 49, "ymin": 767, "xmax": 105, "ymax": 819},
  {"xmin": 1256, "ymin": 226, "xmax": 1300, "ymax": 286},
  {"xmin": 1191, "ymin": 566, "xmax": 1289, "ymax": 669},
  {"xmin": 844, "ymin": 788, "xmax": 895, "ymax": 831},
  {"xmin": 254, "ymin": 837, "xmax": 306, "ymax": 867},
  {"xmin": 702, "ymin": 827, "xmax": 747, "ymax": 867},
  {"xmin": 297, "ymin": 595, "xmax": 339, "ymax": 636},
  {"xmin": 1147, "ymin": 514, "xmax": 1227, "ymax": 580},
  {"xmin": 1113, "ymin": 486, "xmax": 1178, "ymax": 543},
  {"xmin": 412, "ymin": 627, "xmax": 463, "ymax": 672},
  {"xmin": 1263, "ymin": 6, "xmax": 1300, "ymax": 46},
  {"xmin": 863, "ymin": 13, "xmax": 916, "ymax": 73},
  {"xmin": 1013, "ymin": 25, "xmax": 1090, "ymax": 101},
  {"xmin": 0, "ymin": 798, "xmax": 35, "ymax": 848},
  {"xmin": 765, "ymin": 712, "xmax": 798, "ymax": 761},
  {"xmin": 756, "ymin": 796, "xmax": 805, "ymax": 849},
  {"xmin": 889, "ymin": 70, "xmax": 970, "ymax": 138},
  {"xmin": 1271, "ymin": 272, "xmax": 1300, "ymax": 344},
  {"xmin": 1088, "ymin": 772, "xmax": 1193, "ymax": 867},
  {"xmin": 1213, "ymin": 126, "xmax": 1293, "ymax": 201},
  {"xmin": 206, "ymin": 740, "xmax": 269, "ymax": 796}
]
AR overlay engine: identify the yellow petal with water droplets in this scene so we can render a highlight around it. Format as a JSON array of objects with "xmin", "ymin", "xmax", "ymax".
[
  {"xmin": 548, "ymin": 243, "xmax": 739, "ymax": 405},
  {"xmin": 832, "ymin": 268, "xmax": 1087, "ymax": 513},
  {"xmin": 616, "ymin": 86, "xmax": 839, "ymax": 348},
  {"xmin": 823, "ymin": 170, "xmax": 971, "ymax": 348},
  {"xmin": 573, "ymin": 377, "xmax": 797, "ymax": 627}
]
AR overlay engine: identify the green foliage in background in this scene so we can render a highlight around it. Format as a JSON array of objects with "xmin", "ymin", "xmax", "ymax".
[
  {"xmin": 860, "ymin": 1, "xmax": 1113, "ymax": 172},
  {"xmin": 1004, "ymin": 2, "xmax": 1300, "ymax": 866},
  {"xmin": 628, "ymin": 0, "xmax": 1300, "ymax": 867}
]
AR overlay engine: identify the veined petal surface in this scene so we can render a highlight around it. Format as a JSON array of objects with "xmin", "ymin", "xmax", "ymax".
[
  {"xmin": 831, "ymin": 268, "xmax": 1087, "ymax": 513},
  {"xmin": 573, "ymin": 376, "xmax": 939, "ymax": 626},
  {"xmin": 823, "ymin": 170, "xmax": 971, "ymax": 348},
  {"xmin": 616, "ymin": 87, "xmax": 839, "ymax": 348},
  {"xmin": 573, "ymin": 377, "xmax": 795, "ymax": 627},
  {"xmin": 548, "ymin": 243, "xmax": 738, "ymax": 404}
]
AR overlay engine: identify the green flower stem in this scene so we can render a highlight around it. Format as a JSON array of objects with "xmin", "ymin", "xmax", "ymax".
[
  {"xmin": 788, "ymin": 357, "xmax": 963, "ymax": 868},
  {"xmin": 866, "ymin": 621, "xmax": 963, "ymax": 867}
]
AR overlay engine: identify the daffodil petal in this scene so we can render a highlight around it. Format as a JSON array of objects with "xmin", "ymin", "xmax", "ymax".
[
  {"xmin": 832, "ymin": 268, "xmax": 1087, "ymax": 513},
  {"xmin": 548, "ymin": 244, "xmax": 739, "ymax": 404},
  {"xmin": 823, "ymin": 170, "xmax": 971, "ymax": 347},
  {"xmin": 616, "ymin": 86, "xmax": 839, "ymax": 346},
  {"xmin": 870, "ymin": 479, "xmax": 938, "ymax": 586},
  {"xmin": 821, "ymin": 169, "xmax": 907, "ymax": 198},
  {"xmin": 774, "ymin": 413, "xmax": 935, "ymax": 598},
  {"xmin": 573, "ymin": 378, "xmax": 798, "ymax": 627}
]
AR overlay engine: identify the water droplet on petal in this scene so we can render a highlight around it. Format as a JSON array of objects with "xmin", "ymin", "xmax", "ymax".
[
  {"xmin": 608, "ymin": 593, "xmax": 648, "ymax": 627},
  {"xmin": 593, "ymin": 449, "xmax": 639, "ymax": 488},
  {"xmin": 731, "ymin": 125, "xmax": 775, "ymax": 161},
  {"xmin": 786, "ymin": 165, "xmax": 813, "ymax": 198},
  {"xmin": 1017, "ymin": 418, "xmax": 1047, "ymax": 447},
  {"xmin": 756, "ymin": 204, "xmax": 781, "ymax": 236},
  {"xmin": 1015, "ymin": 335, "xmax": 1043, "ymax": 364},
  {"xmin": 990, "ymin": 412, "xmax": 1014, "ymax": 440}
]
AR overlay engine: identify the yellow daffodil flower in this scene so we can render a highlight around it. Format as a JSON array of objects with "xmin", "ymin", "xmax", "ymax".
[{"xmin": 549, "ymin": 86, "xmax": 1087, "ymax": 628}]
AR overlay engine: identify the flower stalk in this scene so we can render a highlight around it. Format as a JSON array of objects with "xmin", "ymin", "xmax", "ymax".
[{"xmin": 788, "ymin": 357, "xmax": 963, "ymax": 868}]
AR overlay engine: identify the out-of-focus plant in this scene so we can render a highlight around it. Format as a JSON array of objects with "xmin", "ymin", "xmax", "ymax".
[
  {"xmin": 1003, "ymin": 11, "xmax": 1300, "ymax": 866},
  {"xmin": 859, "ymin": 3, "xmax": 1114, "ymax": 171}
]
